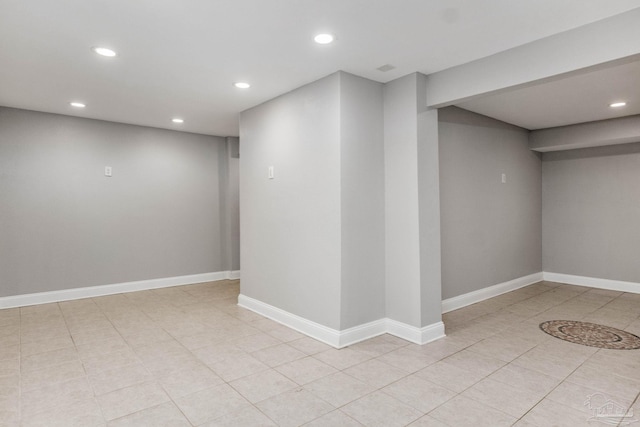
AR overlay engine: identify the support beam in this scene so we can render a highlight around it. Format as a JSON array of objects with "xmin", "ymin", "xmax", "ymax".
[
  {"xmin": 426, "ymin": 8, "xmax": 640, "ymax": 107},
  {"xmin": 530, "ymin": 115, "xmax": 640, "ymax": 152}
]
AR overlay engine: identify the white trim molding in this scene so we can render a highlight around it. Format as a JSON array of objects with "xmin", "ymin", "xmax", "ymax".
[
  {"xmin": 0, "ymin": 271, "xmax": 240, "ymax": 309},
  {"xmin": 386, "ymin": 319, "xmax": 446, "ymax": 345},
  {"xmin": 442, "ymin": 272, "xmax": 543, "ymax": 313},
  {"xmin": 238, "ymin": 294, "xmax": 446, "ymax": 348},
  {"xmin": 228, "ymin": 270, "xmax": 241, "ymax": 280},
  {"xmin": 543, "ymin": 272, "xmax": 640, "ymax": 294}
]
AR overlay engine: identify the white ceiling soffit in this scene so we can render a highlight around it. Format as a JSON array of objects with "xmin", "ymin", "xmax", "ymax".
[
  {"xmin": 457, "ymin": 58, "xmax": 640, "ymax": 130},
  {"xmin": 1, "ymin": 1, "xmax": 639, "ymax": 136}
]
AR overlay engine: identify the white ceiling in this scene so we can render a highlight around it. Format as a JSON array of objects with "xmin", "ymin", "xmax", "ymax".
[
  {"xmin": 458, "ymin": 58, "xmax": 640, "ymax": 130},
  {"xmin": 1, "ymin": 1, "xmax": 639, "ymax": 136}
]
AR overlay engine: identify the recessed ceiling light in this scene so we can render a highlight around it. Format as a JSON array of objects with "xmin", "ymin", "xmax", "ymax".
[
  {"xmin": 92, "ymin": 47, "xmax": 117, "ymax": 57},
  {"xmin": 314, "ymin": 33, "xmax": 334, "ymax": 44},
  {"xmin": 172, "ymin": 118, "xmax": 184, "ymax": 123},
  {"xmin": 70, "ymin": 102, "xmax": 86, "ymax": 108},
  {"xmin": 609, "ymin": 101, "xmax": 627, "ymax": 108},
  {"xmin": 234, "ymin": 82, "xmax": 251, "ymax": 89}
]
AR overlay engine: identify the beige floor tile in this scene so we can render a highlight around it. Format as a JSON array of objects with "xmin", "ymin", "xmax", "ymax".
[
  {"xmin": 107, "ymin": 402, "xmax": 190, "ymax": 427},
  {"xmin": 21, "ymin": 359, "xmax": 86, "ymax": 392},
  {"xmin": 251, "ymin": 343, "xmax": 307, "ymax": 367},
  {"xmin": 303, "ymin": 409, "xmax": 363, "ymax": 426},
  {"xmin": 343, "ymin": 359, "xmax": 408, "ymax": 388},
  {"xmin": 582, "ymin": 350, "xmax": 640, "ymax": 382},
  {"xmin": 76, "ymin": 336, "xmax": 130, "ymax": 361},
  {"xmin": 232, "ymin": 332, "xmax": 282, "ymax": 353},
  {"xmin": 96, "ymin": 381, "xmax": 169, "ymax": 421},
  {"xmin": 158, "ymin": 363, "xmax": 224, "ymax": 399},
  {"xmin": 313, "ymin": 348, "xmax": 372, "ymax": 370},
  {"xmin": 407, "ymin": 415, "xmax": 449, "ymax": 427},
  {"xmin": 210, "ymin": 353, "xmax": 270, "ymax": 382},
  {"xmin": 175, "ymin": 383, "xmax": 252, "ymax": 425},
  {"xmin": 21, "ymin": 397, "xmax": 105, "ymax": 427},
  {"xmin": 461, "ymin": 377, "xmax": 546, "ymax": 418},
  {"xmin": 381, "ymin": 375, "xmax": 456, "ymax": 413},
  {"xmin": 565, "ymin": 363, "xmax": 640, "ymax": 402},
  {"xmin": 349, "ymin": 335, "xmax": 407, "ymax": 357},
  {"xmin": 487, "ymin": 363, "xmax": 561, "ymax": 395},
  {"xmin": 71, "ymin": 326, "xmax": 121, "ymax": 346},
  {"xmin": 263, "ymin": 324, "xmax": 306, "ymax": 342},
  {"xmin": 520, "ymin": 398, "xmax": 595, "ymax": 427},
  {"xmin": 466, "ymin": 333, "xmax": 537, "ymax": 362},
  {"xmin": 288, "ymin": 337, "xmax": 332, "ymax": 355},
  {"xmin": 121, "ymin": 327, "xmax": 173, "ymax": 348},
  {"xmin": 0, "ymin": 409, "xmax": 19, "ymax": 426},
  {"xmin": 304, "ymin": 372, "xmax": 376, "ymax": 407},
  {"xmin": 415, "ymin": 360, "xmax": 486, "ymax": 393},
  {"xmin": 0, "ymin": 345, "xmax": 18, "ymax": 363},
  {"xmin": 429, "ymin": 395, "xmax": 517, "ymax": 427},
  {"xmin": 512, "ymin": 346, "xmax": 587, "ymax": 379},
  {"xmin": 0, "ymin": 331, "xmax": 19, "ymax": 348},
  {"xmin": 341, "ymin": 390, "xmax": 422, "ymax": 427},
  {"xmin": 442, "ymin": 348, "xmax": 506, "ymax": 376},
  {"xmin": 230, "ymin": 369, "xmax": 298, "ymax": 403},
  {"xmin": 256, "ymin": 389, "xmax": 335, "ymax": 427},
  {"xmin": 0, "ymin": 376, "xmax": 19, "ymax": 399},
  {"xmin": 199, "ymin": 405, "xmax": 278, "ymax": 426},
  {"xmin": 404, "ymin": 335, "xmax": 471, "ymax": 360},
  {"xmin": 21, "ymin": 377, "xmax": 93, "ymax": 418},
  {"xmin": 21, "ymin": 334, "xmax": 75, "ymax": 357},
  {"xmin": 376, "ymin": 347, "xmax": 440, "ymax": 373},
  {"xmin": 0, "ymin": 358, "xmax": 19, "ymax": 378},
  {"xmin": 21, "ymin": 346, "xmax": 79, "ymax": 373},
  {"xmin": 6, "ymin": 281, "xmax": 639, "ymax": 427},
  {"xmin": 192, "ymin": 343, "xmax": 246, "ymax": 366},
  {"xmin": 275, "ymin": 356, "xmax": 338, "ymax": 385},
  {"xmin": 82, "ymin": 349, "xmax": 142, "ymax": 375},
  {"xmin": 547, "ymin": 380, "xmax": 634, "ymax": 417},
  {"xmin": 88, "ymin": 362, "xmax": 153, "ymax": 396}
]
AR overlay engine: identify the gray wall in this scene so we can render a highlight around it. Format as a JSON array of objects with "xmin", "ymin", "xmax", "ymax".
[
  {"xmin": 239, "ymin": 71, "xmax": 388, "ymax": 330},
  {"xmin": 383, "ymin": 74, "xmax": 423, "ymax": 327},
  {"xmin": 339, "ymin": 72, "xmax": 386, "ymax": 329},
  {"xmin": 543, "ymin": 143, "xmax": 640, "ymax": 282},
  {"xmin": 0, "ymin": 107, "xmax": 232, "ymax": 297},
  {"xmin": 439, "ymin": 107, "xmax": 542, "ymax": 299},
  {"xmin": 240, "ymin": 73, "xmax": 343, "ymax": 329}
]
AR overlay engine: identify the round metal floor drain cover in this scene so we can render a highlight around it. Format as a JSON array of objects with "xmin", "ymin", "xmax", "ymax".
[{"xmin": 539, "ymin": 320, "xmax": 640, "ymax": 350}]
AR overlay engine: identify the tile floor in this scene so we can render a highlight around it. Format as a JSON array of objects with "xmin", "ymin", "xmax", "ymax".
[{"xmin": 1, "ymin": 280, "xmax": 639, "ymax": 426}]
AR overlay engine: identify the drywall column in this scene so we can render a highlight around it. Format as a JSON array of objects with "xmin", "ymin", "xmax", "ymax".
[
  {"xmin": 339, "ymin": 73, "xmax": 386, "ymax": 329},
  {"xmin": 384, "ymin": 73, "xmax": 443, "ymax": 333},
  {"xmin": 239, "ymin": 73, "xmax": 343, "ymax": 330},
  {"xmin": 219, "ymin": 137, "xmax": 240, "ymax": 273},
  {"xmin": 417, "ymin": 74, "xmax": 443, "ymax": 327}
]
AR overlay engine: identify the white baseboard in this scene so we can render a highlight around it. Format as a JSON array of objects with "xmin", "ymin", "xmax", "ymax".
[
  {"xmin": 543, "ymin": 272, "xmax": 640, "ymax": 294},
  {"xmin": 228, "ymin": 270, "xmax": 241, "ymax": 280},
  {"xmin": 238, "ymin": 294, "xmax": 445, "ymax": 348},
  {"xmin": 0, "ymin": 271, "xmax": 240, "ymax": 309},
  {"xmin": 442, "ymin": 272, "xmax": 543, "ymax": 313},
  {"xmin": 386, "ymin": 319, "xmax": 446, "ymax": 345}
]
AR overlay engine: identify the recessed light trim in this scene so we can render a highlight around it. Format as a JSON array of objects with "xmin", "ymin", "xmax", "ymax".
[
  {"xmin": 234, "ymin": 82, "xmax": 251, "ymax": 89},
  {"xmin": 70, "ymin": 102, "xmax": 86, "ymax": 108},
  {"xmin": 92, "ymin": 47, "xmax": 117, "ymax": 57},
  {"xmin": 314, "ymin": 33, "xmax": 334, "ymax": 44},
  {"xmin": 172, "ymin": 118, "xmax": 184, "ymax": 124},
  {"xmin": 609, "ymin": 102, "xmax": 627, "ymax": 108}
]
